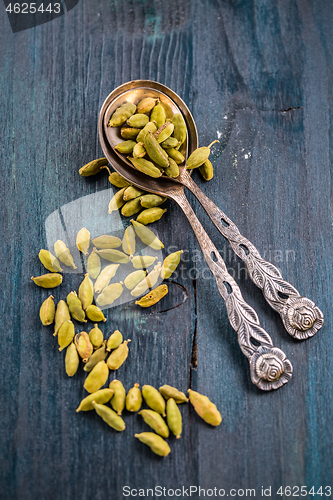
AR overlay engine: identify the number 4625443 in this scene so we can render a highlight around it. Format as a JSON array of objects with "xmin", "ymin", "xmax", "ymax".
[{"xmin": 6, "ymin": 3, "xmax": 61, "ymax": 14}]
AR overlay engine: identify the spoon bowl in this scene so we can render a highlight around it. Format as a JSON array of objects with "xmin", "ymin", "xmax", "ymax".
[{"xmin": 98, "ymin": 79, "xmax": 198, "ymax": 196}]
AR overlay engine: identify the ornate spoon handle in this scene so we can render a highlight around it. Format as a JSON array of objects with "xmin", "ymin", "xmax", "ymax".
[
  {"xmin": 180, "ymin": 171, "xmax": 324, "ymax": 340},
  {"xmin": 170, "ymin": 189, "xmax": 293, "ymax": 391}
]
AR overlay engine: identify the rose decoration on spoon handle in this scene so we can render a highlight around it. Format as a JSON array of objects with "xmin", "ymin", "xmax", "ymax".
[
  {"xmin": 181, "ymin": 171, "xmax": 324, "ymax": 340},
  {"xmin": 170, "ymin": 189, "xmax": 293, "ymax": 391}
]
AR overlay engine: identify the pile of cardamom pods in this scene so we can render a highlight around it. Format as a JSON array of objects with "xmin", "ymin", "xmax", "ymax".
[
  {"xmin": 32, "ymin": 222, "xmax": 222, "ymax": 457},
  {"xmin": 106, "ymin": 96, "xmax": 218, "ymax": 181},
  {"xmin": 77, "ymin": 381, "xmax": 222, "ymax": 457},
  {"xmin": 80, "ymin": 158, "xmax": 168, "ymax": 223},
  {"xmin": 32, "ymin": 94, "xmax": 224, "ymax": 457}
]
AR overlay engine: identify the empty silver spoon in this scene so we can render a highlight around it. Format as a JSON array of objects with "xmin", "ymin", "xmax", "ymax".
[{"xmin": 98, "ymin": 80, "xmax": 294, "ymax": 391}]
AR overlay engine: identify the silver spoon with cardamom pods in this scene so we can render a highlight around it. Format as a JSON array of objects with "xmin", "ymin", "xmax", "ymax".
[
  {"xmin": 100, "ymin": 81, "xmax": 323, "ymax": 342},
  {"xmin": 98, "ymin": 81, "xmax": 295, "ymax": 391}
]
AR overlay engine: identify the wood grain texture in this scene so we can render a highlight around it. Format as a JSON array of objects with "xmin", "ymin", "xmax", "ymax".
[{"xmin": 0, "ymin": 0, "xmax": 332, "ymax": 498}]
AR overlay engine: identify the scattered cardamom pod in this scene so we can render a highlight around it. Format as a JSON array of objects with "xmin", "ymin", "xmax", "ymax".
[
  {"xmin": 109, "ymin": 379, "xmax": 126, "ymax": 415},
  {"xmin": 74, "ymin": 331, "xmax": 93, "ymax": 362},
  {"xmin": 107, "ymin": 340, "xmax": 131, "ymax": 370},
  {"xmin": 83, "ymin": 360, "xmax": 109, "ymax": 393},
  {"xmin": 134, "ymin": 432, "xmax": 170, "ymax": 457},
  {"xmin": 39, "ymin": 295, "xmax": 55, "ymax": 326}
]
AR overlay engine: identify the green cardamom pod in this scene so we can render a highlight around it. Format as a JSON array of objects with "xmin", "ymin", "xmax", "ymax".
[
  {"xmin": 123, "ymin": 185, "xmax": 146, "ymax": 201},
  {"xmin": 76, "ymin": 227, "xmax": 90, "ymax": 255},
  {"xmin": 139, "ymin": 409, "xmax": 169, "ymax": 438},
  {"xmin": 188, "ymin": 389, "xmax": 222, "ymax": 426},
  {"xmin": 126, "ymin": 113, "xmax": 149, "ymax": 128},
  {"xmin": 94, "ymin": 264, "xmax": 120, "ymax": 294},
  {"xmin": 79, "ymin": 157, "xmax": 107, "ymax": 177},
  {"xmin": 159, "ymin": 385, "xmax": 189, "ymax": 403},
  {"xmin": 120, "ymin": 126, "xmax": 141, "ymax": 140},
  {"xmin": 83, "ymin": 360, "xmax": 109, "ymax": 393},
  {"xmin": 65, "ymin": 342, "xmax": 80, "ymax": 377},
  {"xmin": 89, "ymin": 324, "xmax": 104, "ymax": 349},
  {"xmin": 133, "ymin": 142, "xmax": 146, "ymax": 159},
  {"xmin": 140, "ymin": 194, "xmax": 167, "ymax": 209},
  {"xmin": 96, "ymin": 249, "xmax": 129, "ymax": 264},
  {"xmin": 128, "ymin": 157, "xmax": 162, "ymax": 178},
  {"xmin": 135, "ymin": 284, "xmax": 168, "ymax": 308},
  {"xmin": 39, "ymin": 295, "xmax": 55, "ymax": 326},
  {"xmin": 154, "ymin": 121, "xmax": 174, "ymax": 144},
  {"xmin": 54, "ymin": 240, "xmax": 77, "ymax": 269},
  {"xmin": 108, "ymin": 102, "xmax": 136, "ymax": 127},
  {"xmin": 126, "ymin": 383, "xmax": 142, "ymax": 412},
  {"xmin": 78, "ymin": 274, "xmax": 94, "ymax": 310},
  {"xmin": 121, "ymin": 197, "xmax": 142, "ymax": 217},
  {"xmin": 150, "ymin": 103, "xmax": 166, "ymax": 129},
  {"xmin": 136, "ymin": 121, "xmax": 157, "ymax": 143},
  {"xmin": 67, "ymin": 291, "xmax": 86, "ymax": 323},
  {"xmin": 144, "ymin": 131, "xmax": 169, "ymax": 169},
  {"xmin": 160, "ymin": 250, "xmax": 183, "ymax": 279},
  {"xmin": 136, "ymin": 97, "xmax": 158, "ymax": 114},
  {"xmin": 58, "ymin": 320, "xmax": 75, "ymax": 351},
  {"xmin": 131, "ymin": 220, "xmax": 164, "ymax": 250},
  {"xmin": 122, "ymin": 226, "xmax": 136, "ymax": 256},
  {"xmin": 108, "ymin": 187, "xmax": 127, "ymax": 213},
  {"xmin": 164, "ymin": 157, "xmax": 180, "ymax": 178},
  {"xmin": 115, "ymin": 140, "xmax": 136, "ymax": 154},
  {"xmin": 87, "ymin": 248, "xmax": 101, "ymax": 279},
  {"xmin": 106, "ymin": 330, "xmax": 123, "ymax": 351},
  {"xmin": 54, "ymin": 300, "xmax": 70, "ymax": 336},
  {"xmin": 96, "ymin": 282, "xmax": 123, "ymax": 307},
  {"xmin": 161, "ymin": 136, "xmax": 180, "ymax": 149},
  {"xmin": 84, "ymin": 341, "xmax": 108, "ymax": 372},
  {"xmin": 172, "ymin": 113, "xmax": 187, "ymax": 146},
  {"xmin": 124, "ymin": 270, "xmax": 147, "ymax": 290},
  {"xmin": 136, "ymin": 207, "xmax": 167, "ymax": 225},
  {"xmin": 38, "ymin": 249, "xmax": 63, "ymax": 273},
  {"xmin": 107, "ymin": 340, "xmax": 131, "ymax": 370},
  {"xmin": 142, "ymin": 385, "xmax": 166, "ymax": 416},
  {"xmin": 76, "ymin": 388, "xmax": 114, "ymax": 412},
  {"xmin": 92, "ymin": 401, "xmax": 126, "ymax": 431},
  {"xmin": 199, "ymin": 158, "xmax": 214, "ymax": 181},
  {"xmin": 131, "ymin": 255, "xmax": 157, "ymax": 269},
  {"xmin": 103, "ymin": 167, "xmax": 131, "ymax": 187},
  {"xmin": 164, "ymin": 147, "xmax": 185, "ymax": 164},
  {"xmin": 31, "ymin": 273, "xmax": 63, "ymax": 288},
  {"xmin": 109, "ymin": 379, "xmax": 126, "ymax": 415},
  {"xmin": 131, "ymin": 262, "xmax": 162, "ymax": 297},
  {"xmin": 74, "ymin": 331, "xmax": 93, "ymax": 362},
  {"xmin": 166, "ymin": 398, "xmax": 182, "ymax": 438},
  {"xmin": 186, "ymin": 140, "xmax": 219, "ymax": 170},
  {"xmin": 91, "ymin": 235, "xmax": 122, "ymax": 249},
  {"xmin": 134, "ymin": 432, "xmax": 170, "ymax": 457},
  {"xmin": 85, "ymin": 304, "xmax": 106, "ymax": 322}
]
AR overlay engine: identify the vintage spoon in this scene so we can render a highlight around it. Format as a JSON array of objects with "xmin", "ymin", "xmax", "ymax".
[
  {"xmin": 98, "ymin": 81, "xmax": 293, "ymax": 391},
  {"xmin": 99, "ymin": 80, "xmax": 323, "ymax": 342}
]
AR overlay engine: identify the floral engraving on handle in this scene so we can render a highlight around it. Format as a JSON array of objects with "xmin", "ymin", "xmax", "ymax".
[
  {"xmin": 181, "ymin": 171, "xmax": 324, "ymax": 341},
  {"xmin": 281, "ymin": 297, "xmax": 324, "ymax": 340},
  {"xmin": 250, "ymin": 346, "xmax": 293, "ymax": 391},
  {"xmin": 225, "ymin": 288, "xmax": 293, "ymax": 390}
]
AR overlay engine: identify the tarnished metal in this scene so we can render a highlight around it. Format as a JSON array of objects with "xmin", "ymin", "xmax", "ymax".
[
  {"xmin": 97, "ymin": 80, "xmax": 320, "ymax": 390},
  {"xmin": 179, "ymin": 172, "xmax": 324, "ymax": 340}
]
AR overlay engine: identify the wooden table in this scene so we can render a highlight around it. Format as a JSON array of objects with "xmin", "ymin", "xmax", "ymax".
[{"xmin": 1, "ymin": 1, "xmax": 332, "ymax": 498}]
